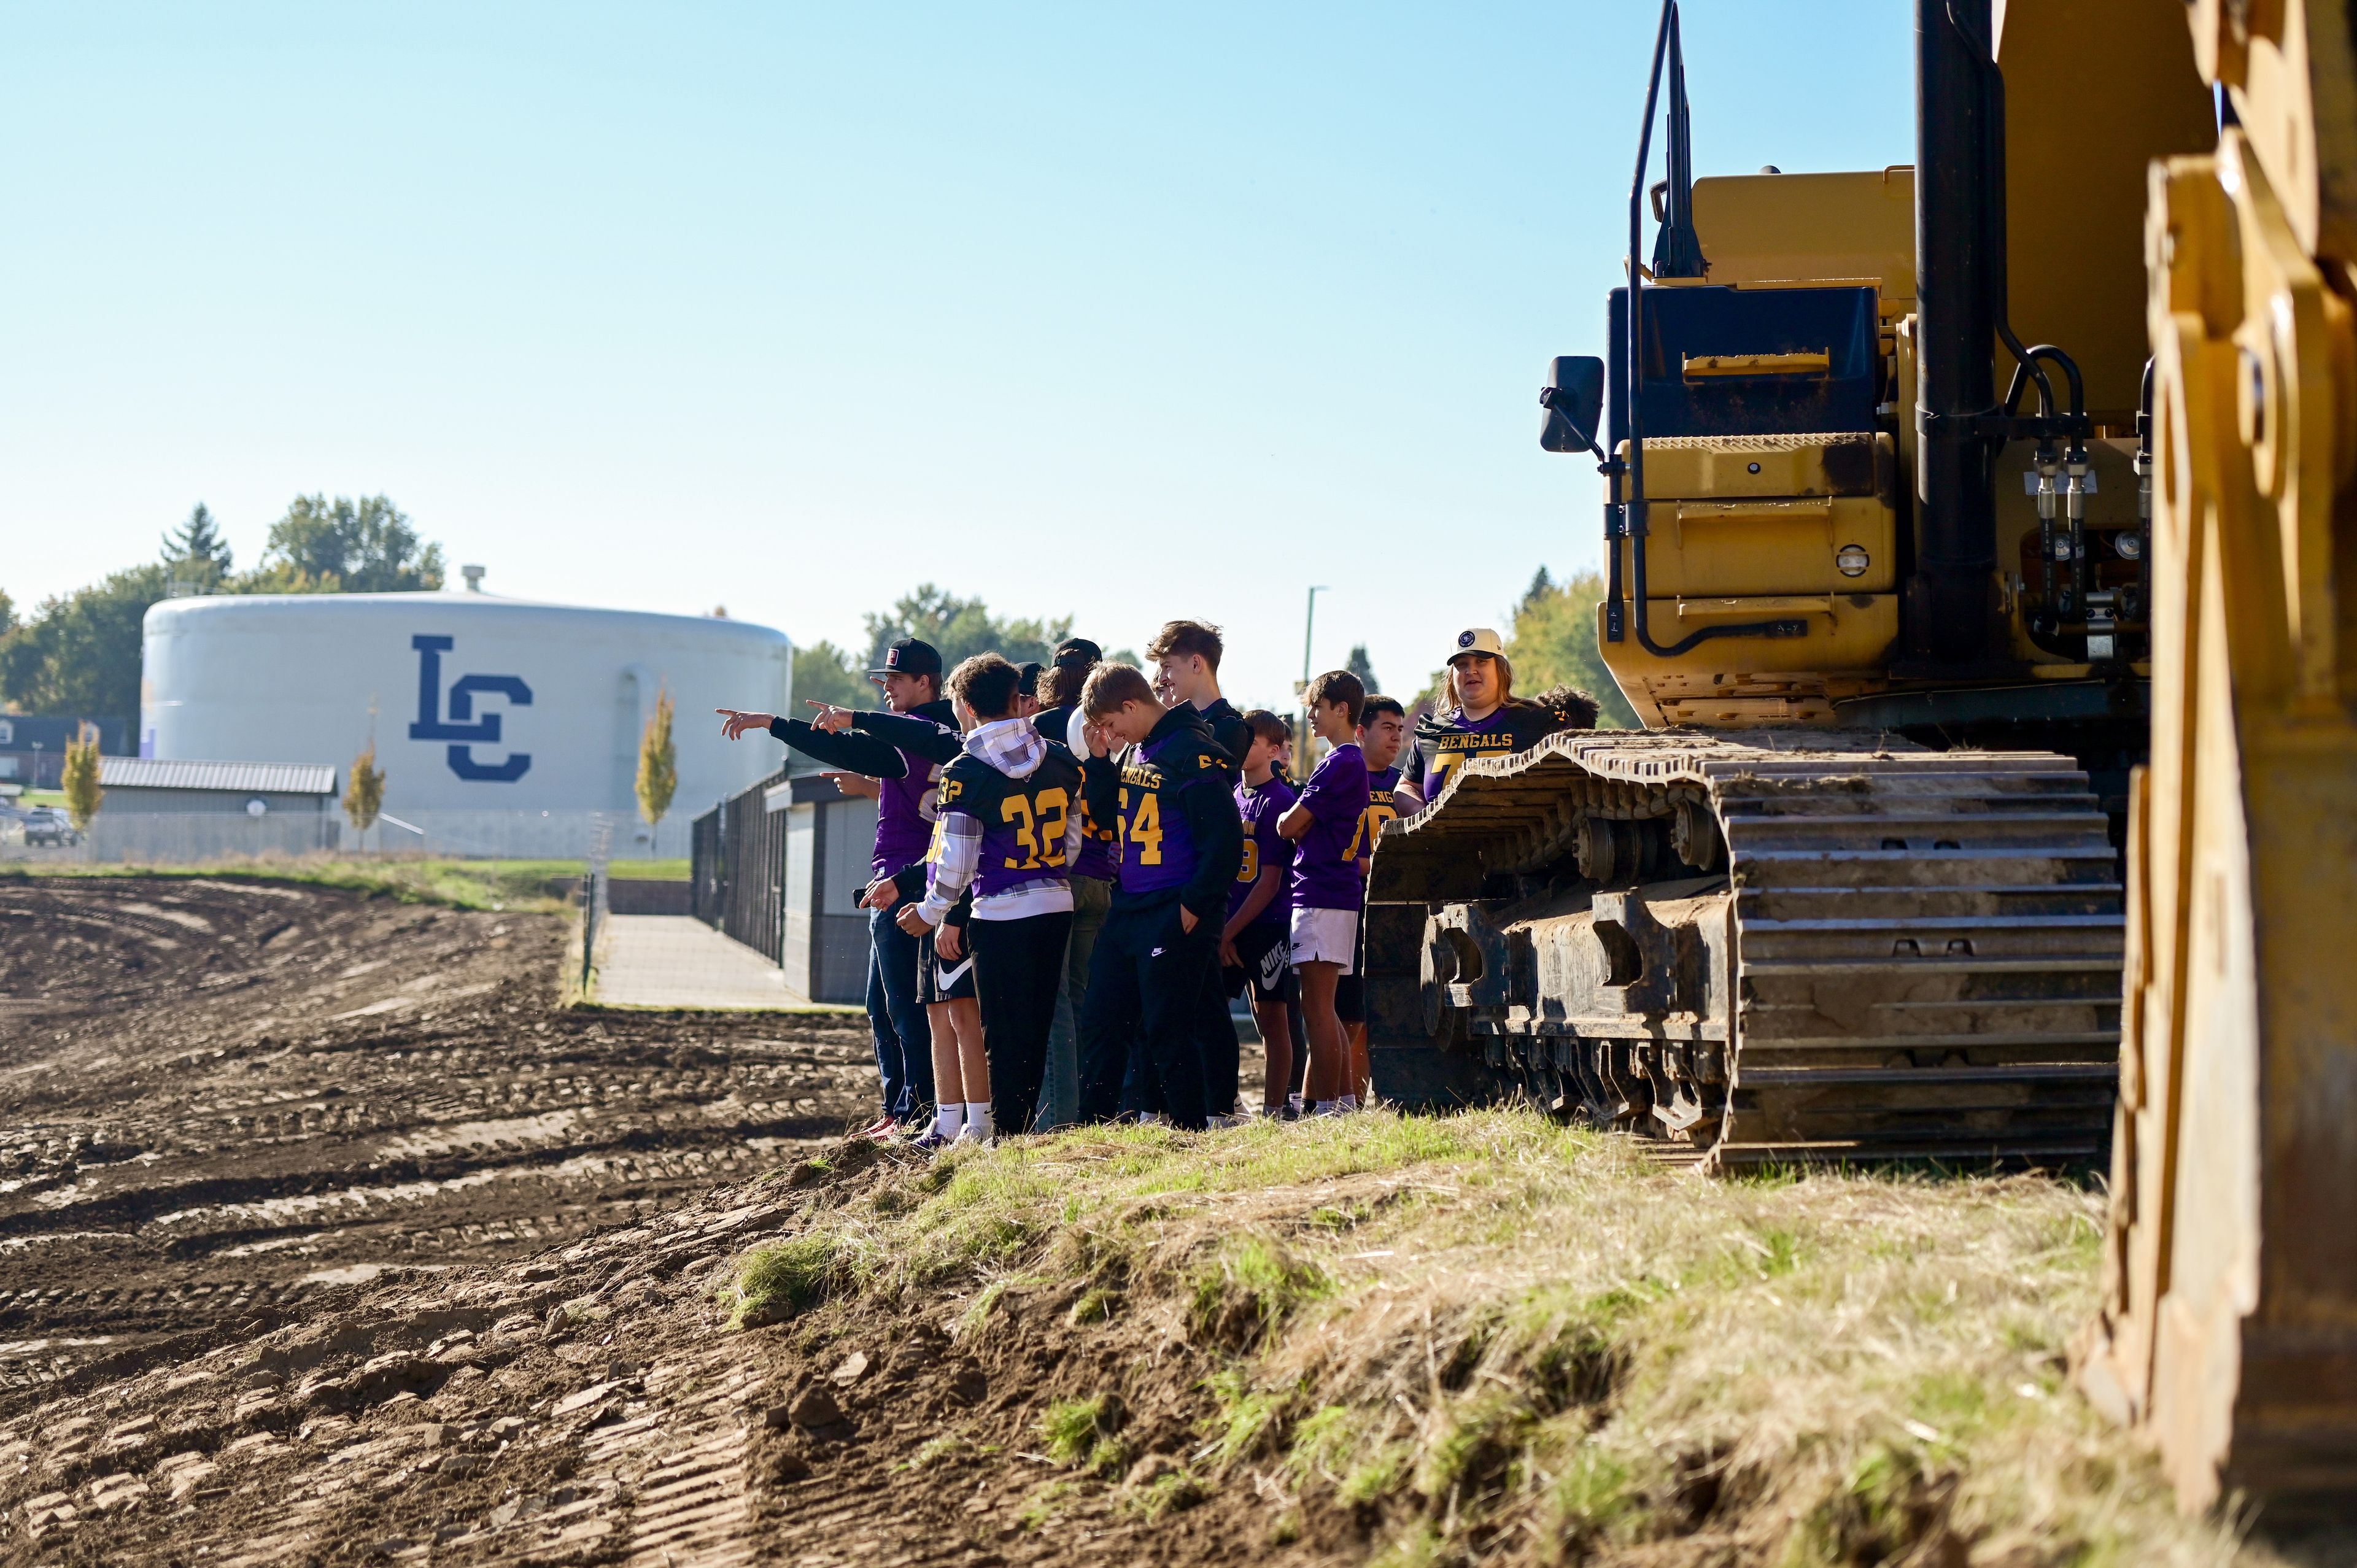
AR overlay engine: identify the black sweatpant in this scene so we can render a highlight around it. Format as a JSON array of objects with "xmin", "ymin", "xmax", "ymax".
[
  {"xmin": 1080, "ymin": 900, "xmax": 1216, "ymax": 1130},
  {"xmin": 969, "ymin": 911, "xmax": 1072, "ymax": 1137},
  {"xmin": 1193, "ymin": 960, "xmax": 1240, "ymax": 1118}
]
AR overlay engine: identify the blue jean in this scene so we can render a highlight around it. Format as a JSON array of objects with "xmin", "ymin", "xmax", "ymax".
[
  {"xmin": 866, "ymin": 905, "xmax": 933, "ymax": 1121},
  {"xmin": 1037, "ymin": 875, "xmax": 1109, "ymax": 1132}
]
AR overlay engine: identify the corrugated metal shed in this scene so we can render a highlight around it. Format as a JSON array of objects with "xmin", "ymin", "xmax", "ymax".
[{"xmin": 98, "ymin": 757, "xmax": 338, "ymax": 795}]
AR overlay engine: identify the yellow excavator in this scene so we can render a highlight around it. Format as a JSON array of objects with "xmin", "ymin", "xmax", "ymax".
[{"xmin": 1366, "ymin": 0, "xmax": 2357, "ymax": 1514}]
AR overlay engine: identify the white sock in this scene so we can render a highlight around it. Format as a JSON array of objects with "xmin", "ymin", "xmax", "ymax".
[
  {"xmin": 933, "ymin": 1104, "xmax": 962, "ymax": 1138},
  {"xmin": 1313, "ymin": 1100, "xmax": 1337, "ymax": 1116},
  {"xmin": 1287, "ymin": 1093, "xmax": 1304, "ymax": 1113},
  {"xmin": 961, "ymin": 1102, "xmax": 993, "ymax": 1139},
  {"xmin": 1337, "ymin": 1094, "xmax": 1358, "ymax": 1112}
]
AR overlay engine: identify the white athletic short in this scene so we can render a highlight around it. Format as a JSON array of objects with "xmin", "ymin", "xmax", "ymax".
[{"xmin": 1289, "ymin": 906, "xmax": 1358, "ymax": 973}]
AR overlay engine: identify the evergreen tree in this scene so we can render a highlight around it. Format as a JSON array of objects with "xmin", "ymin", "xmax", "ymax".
[
  {"xmin": 161, "ymin": 503, "xmax": 234, "ymax": 586},
  {"xmin": 1345, "ymin": 643, "xmax": 1380, "ymax": 697}
]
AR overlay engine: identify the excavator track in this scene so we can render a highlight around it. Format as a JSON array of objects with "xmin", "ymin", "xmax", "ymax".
[{"xmin": 1366, "ymin": 730, "xmax": 2121, "ymax": 1171}]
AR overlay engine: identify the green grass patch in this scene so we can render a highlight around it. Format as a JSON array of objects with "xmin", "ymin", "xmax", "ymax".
[
  {"xmin": 708, "ymin": 1110, "xmax": 2266, "ymax": 1567},
  {"xmin": 1039, "ymin": 1395, "xmax": 1128, "ymax": 1477},
  {"xmin": 1189, "ymin": 1234, "xmax": 1333, "ymax": 1348},
  {"xmin": 723, "ymin": 1234, "xmax": 841, "ymax": 1328}
]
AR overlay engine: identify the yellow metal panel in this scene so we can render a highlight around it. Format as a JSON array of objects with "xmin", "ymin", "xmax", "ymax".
[
  {"xmin": 1616, "ymin": 496, "xmax": 1895, "ymax": 597},
  {"xmin": 1594, "ymin": 594, "xmax": 1898, "ymax": 729},
  {"xmin": 1995, "ymin": 0, "xmax": 2216, "ymax": 420},
  {"xmin": 2079, "ymin": 130, "xmax": 2357, "ymax": 1513},
  {"xmin": 2194, "ymin": 0, "xmax": 2357, "ymax": 261},
  {"xmin": 1614, "ymin": 432, "xmax": 1892, "ymax": 500},
  {"xmin": 1689, "ymin": 168, "xmax": 1914, "ymax": 306}
]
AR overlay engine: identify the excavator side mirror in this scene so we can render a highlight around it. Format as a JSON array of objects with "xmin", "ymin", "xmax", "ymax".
[{"xmin": 1540, "ymin": 355, "xmax": 1606, "ymax": 455}]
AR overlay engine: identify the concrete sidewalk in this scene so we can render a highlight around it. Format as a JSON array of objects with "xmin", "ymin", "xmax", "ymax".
[{"xmin": 593, "ymin": 914, "xmax": 843, "ymax": 1011}]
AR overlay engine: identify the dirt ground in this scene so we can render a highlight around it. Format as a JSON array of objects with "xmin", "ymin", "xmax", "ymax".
[
  {"xmin": 0, "ymin": 875, "xmax": 1294, "ymax": 1568},
  {"xmin": 0, "ymin": 876, "xmax": 874, "ymax": 1407}
]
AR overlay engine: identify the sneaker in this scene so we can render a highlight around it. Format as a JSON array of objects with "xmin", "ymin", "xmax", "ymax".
[
  {"xmin": 909, "ymin": 1127, "xmax": 954, "ymax": 1151},
  {"xmin": 860, "ymin": 1115, "xmax": 900, "ymax": 1143}
]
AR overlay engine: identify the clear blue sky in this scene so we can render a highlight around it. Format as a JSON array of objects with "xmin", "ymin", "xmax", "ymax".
[{"xmin": 0, "ymin": 2, "xmax": 1911, "ymax": 711}]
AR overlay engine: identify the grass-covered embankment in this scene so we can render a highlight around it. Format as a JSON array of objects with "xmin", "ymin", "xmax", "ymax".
[{"xmin": 720, "ymin": 1111, "xmax": 2291, "ymax": 1567}]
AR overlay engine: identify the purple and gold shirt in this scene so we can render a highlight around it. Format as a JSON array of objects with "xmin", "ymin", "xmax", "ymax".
[
  {"xmin": 1229, "ymin": 774, "xmax": 1298, "ymax": 927},
  {"xmin": 1290, "ymin": 741, "xmax": 1369, "ymax": 912}
]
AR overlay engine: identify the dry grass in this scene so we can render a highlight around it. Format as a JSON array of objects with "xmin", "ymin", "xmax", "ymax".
[{"xmin": 727, "ymin": 1111, "xmax": 2316, "ymax": 1566}]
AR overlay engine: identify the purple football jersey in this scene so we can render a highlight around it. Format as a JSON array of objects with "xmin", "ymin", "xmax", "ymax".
[
  {"xmin": 1117, "ymin": 729, "xmax": 1212, "ymax": 895},
  {"xmin": 1229, "ymin": 774, "xmax": 1298, "ymax": 926},
  {"xmin": 1072, "ymin": 794, "xmax": 1118, "ymax": 882},
  {"xmin": 1290, "ymin": 742, "xmax": 1369, "ymax": 912}
]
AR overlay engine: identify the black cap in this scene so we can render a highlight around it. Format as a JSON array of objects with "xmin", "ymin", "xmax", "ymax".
[
  {"xmin": 1017, "ymin": 661, "xmax": 1042, "ymax": 697},
  {"xmin": 868, "ymin": 638, "xmax": 943, "ymax": 679},
  {"xmin": 1052, "ymin": 637, "xmax": 1102, "ymax": 668}
]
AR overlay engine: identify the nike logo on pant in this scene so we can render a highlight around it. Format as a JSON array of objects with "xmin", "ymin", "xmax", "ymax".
[{"xmin": 935, "ymin": 957, "xmax": 976, "ymax": 989}]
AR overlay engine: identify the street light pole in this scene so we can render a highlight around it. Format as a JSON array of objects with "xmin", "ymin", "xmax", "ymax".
[{"xmin": 1298, "ymin": 585, "xmax": 1328, "ymax": 765}]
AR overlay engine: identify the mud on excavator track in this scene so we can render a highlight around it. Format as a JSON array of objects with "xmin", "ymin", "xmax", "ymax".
[{"xmin": 1366, "ymin": 731, "xmax": 2123, "ymax": 1172}]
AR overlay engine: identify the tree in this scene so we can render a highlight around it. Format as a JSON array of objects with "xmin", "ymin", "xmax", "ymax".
[
  {"xmin": 636, "ymin": 687, "xmax": 678, "ymax": 834},
  {"xmin": 793, "ymin": 640, "xmax": 868, "ymax": 714},
  {"xmin": 161, "ymin": 503, "xmax": 234, "ymax": 589},
  {"xmin": 344, "ymin": 743, "xmax": 385, "ymax": 838},
  {"xmin": 61, "ymin": 723, "xmax": 103, "ymax": 831},
  {"xmin": 242, "ymin": 495, "xmax": 443, "ymax": 593},
  {"xmin": 1502, "ymin": 568, "xmax": 1638, "ymax": 728},
  {"xmin": 1, "ymin": 500, "xmax": 448, "ymax": 724},
  {"xmin": 862, "ymin": 584, "xmax": 1071, "ymax": 674},
  {"xmin": 1345, "ymin": 643, "xmax": 1380, "ymax": 697},
  {"xmin": 0, "ymin": 562, "xmax": 170, "ymax": 719}
]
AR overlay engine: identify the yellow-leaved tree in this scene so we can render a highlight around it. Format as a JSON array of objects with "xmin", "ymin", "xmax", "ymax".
[
  {"xmin": 61, "ymin": 722, "xmax": 103, "ymax": 831},
  {"xmin": 636, "ymin": 687, "xmax": 678, "ymax": 835},
  {"xmin": 1501, "ymin": 567, "xmax": 1638, "ymax": 728},
  {"xmin": 344, "ymin": 743, "xmax": 386, "ymax": 839}
]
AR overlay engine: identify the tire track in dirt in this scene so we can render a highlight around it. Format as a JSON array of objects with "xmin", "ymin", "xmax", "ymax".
[{"xmin": 0, "ymin": 876, "xmax": 876, "ymax": 1400}]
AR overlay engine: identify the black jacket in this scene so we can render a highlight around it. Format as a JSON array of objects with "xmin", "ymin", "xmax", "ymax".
[
  {"xmin": 1080, "ymin": 705, "xmax": 1242, "ymax": 921},
  {"xmin": 767, "ymin": 697, "xmax": 958, "ymax": 776},
  {"xmin": 1196, "ymin": 698, "xmax": 1252, "ymax": 771}
]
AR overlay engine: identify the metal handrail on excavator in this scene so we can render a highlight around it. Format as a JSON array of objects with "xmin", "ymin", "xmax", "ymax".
[{"xmin": 1614, "ymin": 0, "xmax": 1808, "ymax": 658}]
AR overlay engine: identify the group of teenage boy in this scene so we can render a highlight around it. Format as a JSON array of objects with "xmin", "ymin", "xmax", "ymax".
[{"xmin": 716, "ymin": 620, "xmax": 1596, "ymax": 1145}]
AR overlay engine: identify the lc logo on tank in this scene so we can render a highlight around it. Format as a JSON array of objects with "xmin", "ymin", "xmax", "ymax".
[{"xmin": 408, "ymin": 635, "xmax": 533, "ymax": 782}]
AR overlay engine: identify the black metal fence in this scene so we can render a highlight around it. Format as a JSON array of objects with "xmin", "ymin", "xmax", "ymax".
[{"xmin": 690, "ymin": 768, "xmax": 790, "ymax": 963}]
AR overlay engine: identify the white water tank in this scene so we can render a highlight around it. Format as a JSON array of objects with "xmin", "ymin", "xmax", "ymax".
[{"xmin": 141, "ymin": 589, "xmax": 792, "ymax": 855}]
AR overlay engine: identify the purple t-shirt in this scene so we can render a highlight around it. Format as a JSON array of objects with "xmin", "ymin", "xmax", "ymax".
[
  {"xmin": 1290, "ymin": 741, "xmax": 1369, "ymax": 912},
  {"xmin": 873, "ymin": 754, "xmax": 946, "ymax": 877},
  {"xmin": 1229, "ymin": 774, "xmax": 1298, "ymax": 927}
]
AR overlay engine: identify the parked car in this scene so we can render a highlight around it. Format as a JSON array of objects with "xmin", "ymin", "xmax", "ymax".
[{"xmin": 21, "ymin": 806, "xmax": 80, "ymax": 847}]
